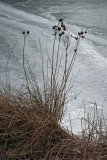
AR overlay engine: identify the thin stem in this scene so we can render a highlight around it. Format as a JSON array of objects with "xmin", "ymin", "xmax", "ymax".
[{"xmin": 23, "ymin": 35, "xmax": 31, "ymax": 98}]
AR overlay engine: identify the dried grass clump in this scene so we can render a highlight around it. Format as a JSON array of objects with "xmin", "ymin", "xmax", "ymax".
[
  {"xmin": 0, "ymin": 94, "xmax": 107, "ymax": 160},
  {"xmin": 0, "ymin": 94, "xmax": 70, "ymax": 159}
]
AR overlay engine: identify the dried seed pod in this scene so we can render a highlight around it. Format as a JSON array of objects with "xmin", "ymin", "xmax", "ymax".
[
  {"xmin": 81, "ymin": 31, "xmax": 84, "ymax": 34},
  {"xmin": 58, "ymin": 27, "xmax": 61, "ymax": 31},
  {"xmin": 27, "ymin": 31, "xmax": 30, "ymax": 34},
  {"xmin": 22, "ymin": 31, "xmax": 25, "ymax": 34},
  {"xmin": 75, "ymin": 37, "xmax": 78, "ymax": 40},
  {"xmin": 52, "ymin": 25, "xmax": 57, "ymax": 29},
  {"xmin": 82, "ymin": 36, "xmax": 85, "ymax": 38},
  {"xmin": 62, "ymin": 31, "xmax": 65, "ymax": 35},
  {"xmin": 59, "ymin": 18, "xmax": 63, "ymax": 22},
  {"xmin": 74, "ymin": 48, "xmax": 77, "ymax": 52},
  {"xmin": 59, "ymin": 33, "xmax": 62, "ymax": 37}
]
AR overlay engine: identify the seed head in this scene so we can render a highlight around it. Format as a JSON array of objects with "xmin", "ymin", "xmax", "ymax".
[
  {"xmin": 58, "ymin": 27, "xmax": 61, "ymax": 31},
  {"xmin": 62, "ymin": 31, "xmax": 65, "ymax": 35},
  {"xmin": 22, "ymin": 31, "xmax": 25, "ymax": 34},
  {"xmin": 27, "ymin": 31, "xmax": 30, "ymax": 34},
  {"xmin": 81, "ymin": 31, "xmax": 84, "ymax": 34},
  {"xmin": 59, "ymin": 18, "xmax": 63, "ymax": 22},
  {"xmin": 59, "ymin": 33, "xmax": 62, "ymax": 37},
  {"xmin": 52, "ymin": 25, "xmax": 57, "ymax": 29},
  {"xmin": 75, "ymin": 37, "xmax": 78, "ymax": 40},
  {"xmin": 74, "ymin": 49, "xmax": 77, "ymax": 52}
]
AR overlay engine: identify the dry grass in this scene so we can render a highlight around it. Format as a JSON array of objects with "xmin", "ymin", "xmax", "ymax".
[{"xmin": 0, "ymin": 94, "xmax": 107, "ymax": 160}]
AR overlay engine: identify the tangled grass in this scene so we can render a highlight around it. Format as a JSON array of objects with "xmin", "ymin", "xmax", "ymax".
[{"xmin": 0, "ymin": 94, "xmax": 107, "ymax": 159}]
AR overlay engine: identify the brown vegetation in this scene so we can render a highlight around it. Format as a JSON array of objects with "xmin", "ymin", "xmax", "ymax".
[{"xmin": 0, "ymin": 95, "xmax": 107, "ymax": 160}]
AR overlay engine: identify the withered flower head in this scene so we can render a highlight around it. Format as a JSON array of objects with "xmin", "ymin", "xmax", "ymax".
[
  {"xmin": 22, "ymin": 31, "xmax": 25, "ymax": 34},
  {"xmin": 58, "ymin": 27, "xmax": 61, "ymax": 31},
  {"xmin": 27, "ymin": 31, "xmax": 30, "ymax": 34},
  {"xmin": 52, "ymin": 25, "xmax": 57, "ymax": 29},
  {"xmin": 75, "ymin": 37, "xmax": 78, "ymax": 40},
  {"xmin": 59, "ymin": 33, "xmax": 62, "ymax": 37},
  {"xmin": 81, "ymin": 31, "xmax": 84, "ymax": 34},
  {"xmin": 62, "ymin": 31, "xmax": 65, "ymax": 35},
  {"xmin": 59, "ymin": 18, "xmax": 63, "ymax": 22},
  {"xmin": 78, "ymin": 31, "xmax": 84, "ymax": 35},
  {"xmin": 74, "ymin": 48, "xmax": 77, "ymax": 52}
]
